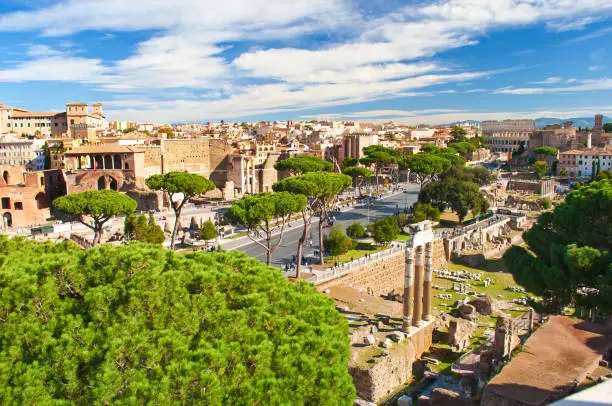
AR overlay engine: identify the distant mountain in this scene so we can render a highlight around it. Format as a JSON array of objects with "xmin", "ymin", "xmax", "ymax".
[{"xmin": 534, "ymin": 116, "xmax": 612, "ymax": 129}]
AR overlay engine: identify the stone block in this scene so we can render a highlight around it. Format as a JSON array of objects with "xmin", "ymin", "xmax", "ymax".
[
  {"xmin": 448, "ymin": 317, "xmax": 477, "ymax": 352},
  {"xmin": 381, "ymin": 338, "xmax": 393, "ymax": 348},
  {"xmin": 397, "ymin": 394, "xmax": 413, "ymax": 406},
  {"xmin": 392, "ymin": 331, "xmax": 405, "ymax": 343},
  {"xmin": 365, "ymin": 335, "xmax": 376, "ymax": 345}
]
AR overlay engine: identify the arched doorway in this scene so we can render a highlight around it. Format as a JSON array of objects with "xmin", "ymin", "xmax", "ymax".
[
  {"xmin": 2, "ymin": 170, "xmax": 9, "ymax": 185},
  {"xmin": 104, "ymin": 155, "xmax": 113, "ymax": 170},
  {"xmin": 3, "ymin": 212, "xmax": 12, "ymax": 228},
  {"xmin": 94, "ymin": 155, "xmax": 103, "ymax": 170},
  {"xmin": 109, "ymin": 177, "xmax": 118, "ymax": 191},
  {"xmin": 97, "ymin": 176, "xmax": 106, "ymax": 190},
  {"xmin": 35, "ymin": 192, "xmax": 46, "ymax": 209},
  {"xmin": 113, "ymin": 155, "xmax": 122, "ymax": 170}
]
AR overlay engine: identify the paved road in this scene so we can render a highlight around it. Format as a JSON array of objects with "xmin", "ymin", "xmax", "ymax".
[{"xmin": 223, "ymin": 184, "xmax": 421, "ymax": 267}]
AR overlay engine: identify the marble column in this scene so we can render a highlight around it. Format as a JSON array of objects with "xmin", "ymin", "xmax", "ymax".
[
  {"xmin": 402, "ymin": 247, "xmax": 415, "ymax": 332},
  {"xmin": 423, "ymin": 242, "xmax": 433, "ymax": 322},
  {"xmin": 251, "ymin": 158, "xmax": 257, "ymax": 193},
  {"xmin": 412, "ymin": 245, "xmax": 424, "ymax": 327}
]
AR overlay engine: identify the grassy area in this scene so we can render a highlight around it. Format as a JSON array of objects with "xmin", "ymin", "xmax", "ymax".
[
  {"xmin": 326, "ymin": 242, "xmax": 388, "ymax": 264},
  {"xmin": 395, "ymin": 234, "xmax": 411, "ymax": 241},
  {"xmin": 225, "ymin": 231, "xmax": 248, "ymax": 240}
]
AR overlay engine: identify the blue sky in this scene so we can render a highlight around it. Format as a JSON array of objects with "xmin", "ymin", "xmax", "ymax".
[{"xmin": 0, "ymin": 0, "xmax": 611, "ymax": 125}]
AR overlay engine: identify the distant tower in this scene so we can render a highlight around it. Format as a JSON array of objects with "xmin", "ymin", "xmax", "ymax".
[
  {"xmin": 92, "ymin": 102, "xmax": 104, "ymax": 119},
  {"xmin": 592, "ymin": 114, "xmax": 603, "ymax": 147}
]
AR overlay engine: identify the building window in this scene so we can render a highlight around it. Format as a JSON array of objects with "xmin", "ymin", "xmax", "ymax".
[
  {"xmin": 1, "ymin": 198, "xmax": 10, "ymax": 209},
  {"xmin": 14, "ymin": 202, "xmax": 23, "ymax": 210}
]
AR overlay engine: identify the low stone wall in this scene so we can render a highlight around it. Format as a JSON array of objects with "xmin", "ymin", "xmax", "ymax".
[
  {"xmin": 350, "ymin": 323, "xmax": 434, "ymax": 402},
  {"xmin": 317, "ymin": 251, "xmax": 405, "ymax": 296}
]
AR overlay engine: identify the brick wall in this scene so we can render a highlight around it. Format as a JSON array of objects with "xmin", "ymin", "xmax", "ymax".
[{"xmin": 317, "ymin": 251, "xmax": 405, "ymax": 296}]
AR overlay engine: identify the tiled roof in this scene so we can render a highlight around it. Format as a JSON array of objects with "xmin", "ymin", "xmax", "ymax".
[
  {"xmin": 11, "ymin": 111, "xmax": 61, "ymax": 118},
  {"xmin": 65, "ymin": 145, "xmax": 143, "ymax": 154}
]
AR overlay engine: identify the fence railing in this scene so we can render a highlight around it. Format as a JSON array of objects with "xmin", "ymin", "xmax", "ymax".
[{"xmin": 308, "ymin": 243, "xmax": 405, "ymax": 284}]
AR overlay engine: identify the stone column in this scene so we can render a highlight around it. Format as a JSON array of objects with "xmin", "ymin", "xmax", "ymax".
[
  {"xmin": 402, "ymin": 247, "xmax": 415, "ymax": 333},
  {"xmin": 423, "ymin": 242, "xmax": 433, "ymax": 322},
  {"xmin": 412, "ymin": 245, "xmax": 424, "ymax": 327},
  {"xmin": 246, "ymin": 161, "xmax": 251, "ymax": 193}
]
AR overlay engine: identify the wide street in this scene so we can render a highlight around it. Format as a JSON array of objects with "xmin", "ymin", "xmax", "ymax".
[{"xmin": 222, "ymin": 183, "xmax": 421, "ymax": 267}]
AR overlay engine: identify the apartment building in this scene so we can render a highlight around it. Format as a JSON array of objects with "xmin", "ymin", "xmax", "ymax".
[{"xmin": 0, "ymin": 136, "xmax": 46, "ymax": 169}]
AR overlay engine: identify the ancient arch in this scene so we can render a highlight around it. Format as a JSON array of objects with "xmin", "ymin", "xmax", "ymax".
[
  {"xmin": 35, "ymin": 192, "xmax": 46, "ymax": 209},
  {"xmin": 2, "ymin": 170, "xmax": 9, "ymax": 185},
  {"xmin": 113, "ymin": 154, "xmax": 122, "ymax": 170},
  {"xmin": 97, "ymin": 176, "xmax": 106, "ymax": 190},
  {"xmin": 3, "ymin": 212, "xmax": 12, "ymax": 228},
  {"xmin": 109, "ymin": 177, "xmax": 118, "ymax": 191}
]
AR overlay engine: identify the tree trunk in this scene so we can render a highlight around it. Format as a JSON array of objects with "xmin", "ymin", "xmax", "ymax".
[
  {"xmin": 357, "ymin": 178, "xmax": 363, "ymax": 197},
  {"xmin": 93, "ymin": 229, "xmax": 101, "ymax": 246},
  {"xmin": 295, "ymin": 212, "xmax": 310, "ymax": 279},
  {"xmin": 375, "ymin": 167, "xmax": 380, "ymax": 194},
  {"xmin": 266, "ymin": 233, "xmax": 272, "ymax": 265},
  {"xmin": 318, "ymin": 211, "xmax": 325, "ymax": 265},
  {"xmin": 170, "ymin": 208, "xmax": 182, "ymax": 251}
]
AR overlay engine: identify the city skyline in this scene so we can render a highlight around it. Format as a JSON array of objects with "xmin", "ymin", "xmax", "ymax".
[{"xmin": 0, "ymin": 0, "xmax": 612, "ymax": 124}]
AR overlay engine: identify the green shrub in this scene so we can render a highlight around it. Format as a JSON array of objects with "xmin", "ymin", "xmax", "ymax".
[
  {"xmin": 324, "ymin": 225, "xmax": 352, "ymax": 255},
  {"xmin": 372, "ymin": 216, "xmax": 400, "ymax": 244},
  {"xmin": 346, "ymin": 221, "xmax": 366, "ymax": 238}
]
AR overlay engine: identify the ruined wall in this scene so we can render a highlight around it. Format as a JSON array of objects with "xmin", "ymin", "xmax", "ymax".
[
  {"xmin": 317, "ymin": 251, "xmax": 405, "ymax": 295},
  {"xmin": 350, "ymin": 324, "xmax": 434, "ymax": 402},
  {"xmin": 160, "ymin": 139, "xmax": 233, "ymax": 188}
]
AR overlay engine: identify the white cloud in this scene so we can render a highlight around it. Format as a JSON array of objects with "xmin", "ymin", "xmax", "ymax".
[
  {"xmin": 566, "ymin": 26, "xmax": 612, "ymax": 43},
  {"xmin": 2, "ymin": 0, "xmax": 612, "ymax": 121},
  {"xmin": 547, "ymin": 16, "xmax": 601, "ymax": 32},
  {"xmin": 566, "ymin": 78, "xmax": 577, "ymax": 83},
  {"xmin": 304, "ymin": 107, "xmax": 612, "ymax": 126},
  {"xmin": 589, "ymin": 65, "xmax": 604, "ymax": 71},
  {"xmin": 494, "ymin": 77, "xmax": 612, "ymax": 95},
  {"xmin": 530, "ymin": 77, "xmax": 562, "ymax": 85}
]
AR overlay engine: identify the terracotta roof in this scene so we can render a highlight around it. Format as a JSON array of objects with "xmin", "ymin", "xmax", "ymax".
[
  {"xmin": 11, "ymin": 111, "xmax": 61, "ymax": 118},
  {"xmin": 65, "ymin": 145, "xmax": 143, "ymax": 154}
]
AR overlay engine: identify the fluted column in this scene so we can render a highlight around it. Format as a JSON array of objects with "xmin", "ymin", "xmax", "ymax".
[
  {"xmin": 423, "ymin": 242, "xmax": 433, "ymax": 322},
  {"xmin": 402, "ymin": 247, "xmax": 415, "ymax": 332},
  {"xmin": 412, "ymin": 245, "xmax": 424, "ymax": 327}
]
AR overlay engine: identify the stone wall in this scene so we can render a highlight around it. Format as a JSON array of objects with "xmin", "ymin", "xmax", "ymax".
[
  {"xmin": 350, "ymin": 324, "xmax": 434, "ymax": 402},
  {"xmin": 317, "ymin": 251, "xmax": 405, "ymax": 296}
]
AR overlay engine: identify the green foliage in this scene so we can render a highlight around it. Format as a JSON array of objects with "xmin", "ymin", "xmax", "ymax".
[
  {"xmin": 534, "ymin": 146, "xmax": 558, "ymax": 156},
  {"xmin": 560, "ymin": 167, "xmax": 568, "ymax": 177},
  {"xmin": 372, "ymin": 216, "xmax": 400, "ymax": 244},
  {"xmin": 447, "ymin": 141, "xmax": 476, "ymax": 155},
  {"xmin": 420, "ymin": 144, "xmax": 439, "ymax": 154},
  {"xmin": 227, "ymin": 192, "xmax": 307, "ymax": 264},
  {"xmin": 603, "ymin": 123, "xmax": 612, "ymax": 133},
  {"xmin": 342, "ymin": 166, "xmax": 373, "ymax": 195},
  {"xmin": 125, "ymin": 213, "xmax": 165, "ymax": 244},
  {"xmin": 42, "ymin": 143, "xmax": 51, "ymax": 169},
  {"xmin": 274, "ymin": 155, "xmax": 333, "ymax": 175},
  {"xmin": 324, "ymin": 225, "xmax": 352, "ymax": 255},
  {"xmin": 539, "ymin": 197, "xmax": 552, "ymax": 209},
  {"xmin": 469, "ymin": 167, "xmax": 494, "ymax": 186},
  {"xmin": 0, "ymin": 238, "xmax": 355, "ymax": 404},
  {"xmin": 533, "ymin": 161, "xmax": 548, "ymax": 178},
  {"xmin": 595, "ymin": 170, "xmax": 612, "ymax": 181},
  {"xmin": 412, "ymin": 202, "xmax": 440, "ymax": 223},
  {"xmin": 146, "ymin": 172, "xmax": 215, "ymax": 250},
  {"xmin": 54, "ymin": 190, "xmax": 137, "ymax": 245},
  {"xmin": 419, "ymin": 178, "xmax": 488, "ymax": 223},
  {"xmin": 504, "ymin": 180, "xmax": 612, "ymax": 312},
  {"xmin": 450, "ymin": 125, "xmax": 467, "ymax": 142},
  {"xmin": 199, "ymin": 219, "xmax": 217, "ymax": 241},
  {"xmin": 342, "ymin": 157, "xmax": 359, "ymax": 167},
  {"xmin": 346, "ymin": 221, "xmax": 366, "ymax": 238},
  {"xmin": 399, "ymin": 154, "xmax": 452, "ymax": 185}
]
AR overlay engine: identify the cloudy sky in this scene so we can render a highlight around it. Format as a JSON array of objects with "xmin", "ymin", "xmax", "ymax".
[{"xmin": 0, "ymin": 0, "xmax": 611, "ymax": 124}]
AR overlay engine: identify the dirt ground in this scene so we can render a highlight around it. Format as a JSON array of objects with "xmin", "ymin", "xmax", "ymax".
[
  {"xmin": 324, "ymin": 284, "xmax": 403, "ymax": 317},
  {"xmin": 485, "ymin": 316, "xmax": 612, "ymax": 405}
]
